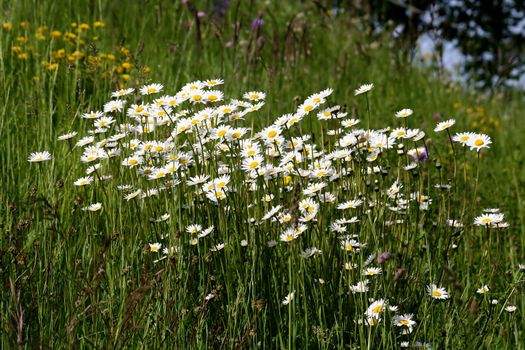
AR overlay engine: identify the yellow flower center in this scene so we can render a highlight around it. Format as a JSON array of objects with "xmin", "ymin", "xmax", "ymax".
[
  {"xmin": 147, "ymin": 87, "xmax": 156, "ymax": 93},
  {"xmin": 193, "ymin": 95, "xmax": 202, "ymax": 101},
  {"xmin": 129, "ymin": 159, "xmax": 138, "ymax": 165},
  {"xmin": 217, "ymin": 130, "xmax": 227, "ymax": 137},
  {"xmin": 267, "ymin": 130, "xmax": 277, "ymax": 138},
  {"xmin": 474, "ymin": 139, "xmax": 484, "ymax": 146},
  {"xmin": 432, "ymin": 290, "xmax": 442, "ymax": 297},
  {"xmin": 372, "ymin": 305, "xmax": 382, "ymax": 314},
  {"xmin": 304, "ymin": 105, "xmax": 314, "ymax": 112}
]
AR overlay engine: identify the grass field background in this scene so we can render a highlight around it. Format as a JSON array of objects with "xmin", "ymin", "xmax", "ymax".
[{"xmin": 1, "ymin": 1, "xmax": 525, "ymax": 348}]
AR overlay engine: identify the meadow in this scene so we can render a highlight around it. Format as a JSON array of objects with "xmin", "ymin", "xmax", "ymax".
[{"xmin": 1, "ymin": 1, "xmax": 525, "ymax": 349}]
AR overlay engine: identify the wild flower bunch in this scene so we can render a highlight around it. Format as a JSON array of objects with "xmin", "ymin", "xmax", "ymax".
[
  {"xmin": 40, "ymin": 78, "xmax": 517, "ymax": 348},
  {"xmin": 3, "ymin": 20, "xmax": 150, "ymax": 86}
]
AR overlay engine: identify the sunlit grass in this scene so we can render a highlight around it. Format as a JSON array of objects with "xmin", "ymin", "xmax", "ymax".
[{"xmin": 1, "ymin": 1, "xmax": 524, "ymax": 349}]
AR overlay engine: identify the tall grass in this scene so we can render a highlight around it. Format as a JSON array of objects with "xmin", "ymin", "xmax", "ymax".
[{"xmin": 1, "ymin": 1, "xmax": 524, "ymax": 349}]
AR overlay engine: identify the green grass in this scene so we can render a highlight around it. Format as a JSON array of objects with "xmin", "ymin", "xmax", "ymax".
[{"xmin": 1, "ymin": 1, "xmax": 525, "ymax": 349}]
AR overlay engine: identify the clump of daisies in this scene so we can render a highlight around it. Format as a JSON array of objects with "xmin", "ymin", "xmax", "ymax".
[{"xmin": 47, "ymin": 78, "xmax": 513, "ymax": 347}]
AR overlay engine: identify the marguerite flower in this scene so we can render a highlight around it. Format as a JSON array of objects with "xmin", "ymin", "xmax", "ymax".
[
  {"xmin": 103, "ymin": 100, "xmax": 125, "ymax": 113},
  {"xmin": 355, "ymin": 83, "xmax": 374, "ymax": 96},
  {"xmin": 189, "ymin": 90, "xmax": 206, "ymax": 103},
  {"xmin": 74, "ymin": 176, "xmax": 93, "ymax": 186},
  {"xmin": 434, "ymin": 119, "xmax": 456, "ymax": 132},
  {"xmin": 340, "ymin": 239, "xmax": 362, "ymax": 252},
  {"xmin": 366, "ymin": 299, "xmax": 385, "ymax": 318},
  {"xmin": 28, "ymin": 151, "xmax": 52, "ymax": 162},
  {"xmin": 337, "ymin": 199, "xmax": 363, "ymax": 209},
  {"xmin": 122, "ymin": 155, "xmax": 143, "ymax": 167},
  {"xmin": 204, "ymin": 78, "xmax": 224, "ymax": 87},
  {"xmin": 476, "ymin": 285, "xmax": 489, "ymax": 294},
  {"xmin": 394, "ymin": 314, "xmax": 416, "ymax": 328},
  {"xmin": 82, "ymin": 111, "xmax": 103, "ymax": 119},
  {"xmin": 282, "ymin": 291, "xmax": 295, "ymax": 305},
  {"xmin": 363, "ymin": 267, "xmax": 382, "ymax": 276},
  {"xmin": 452, "ymin": 132, "xmax": 475, "ymax": 146},
  {"xmin": 140, "ymin": 83, "xmax": 163, "ymax": 95},
  {"xmin": 83, "ymin": 202, "xmax": 102, "ymax": 212},
  {"xmin": 427, "ymin": 284, "xmax": 449, "ymax": 300},
  {"xmin": 280, "ymin": 229, "xmax": 299, "ymax": 242},
  {"xmin": 474, "ymin": 213, "xmax": 504, "ymax": 226},
  {"xmin": 260, "ymin": 125, "xmax": 282, "ymax": 143},
  {"xmin": 505, "ymin": 305, "xmax": 517, "ymax": 313},
  {"xmin": 186, "ymin": 224, "xmax": 202, "ymax": 234},
  {"xmin": 111, "ymin": 88, "xmax": 134, "ymax": 97},
  {"xmin": 242, "ymin": 155, "xmax": 264, "ymax": 172},
  {"xmin": 210, "ymin": 243, "xmax": 226, "ymax": 252},
  {"xmin": 187, "ymin": 175, "xmax": 210, "ymax": 186},
  {"xmin": 467, "ymin": 133, "xmax": 492, "ymax": 151},
  {"xmin": 349, "ymin": 280, "xmax": 369, "ymax": 293},
  {"xmin": 205, "ymin": 90, "xmax": 223, "ymax": 102},
  {"xmin": 243, "ymin": 91, "xmax": 266, "ymax": 101},
  {"xmin": 395, "ymin": 108, "xmax": 413, "ymax": 118},
  {"xmin": 149, "ymin": 242, "xmax": 162, "ymax": 252},
  {"xmin": 300, "ymin": 247, "xmax": 322, "ymax": 258},
  {"xmin": 94, "ymin": 116, "xmax": 115, "ymax": 128},
  {"xmin": 58, "ymin": 131, "xmax": 78, "ymax": 140}
]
